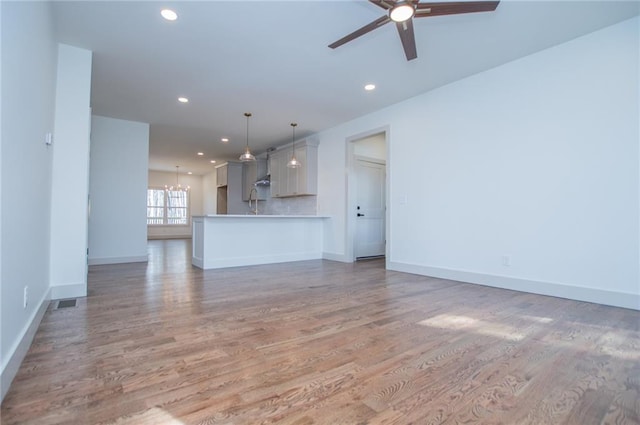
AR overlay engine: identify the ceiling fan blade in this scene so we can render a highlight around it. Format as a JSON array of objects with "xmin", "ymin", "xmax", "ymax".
[
  {"xmin": 395, "ymin": 19, "xmax": 417, "ymax": 61},
  {"xmin": 329, "ymin": 15, "xmax": 391, "ymax": 49},
  {"xmin": 415, "ymin": 1, "xmax": 499, "ymax": 17},
  {"xmin": 369, "ymin": 0, "xmax": 396, "ymax": 10}
]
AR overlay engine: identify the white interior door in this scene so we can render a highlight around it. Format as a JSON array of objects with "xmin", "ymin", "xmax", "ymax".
[{"xmin": 355, "ymin": 159, "xmax": 386, "ymax": 258}]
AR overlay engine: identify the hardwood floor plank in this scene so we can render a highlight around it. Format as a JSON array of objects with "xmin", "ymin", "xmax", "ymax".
[{"xmin": 2, "ymin": 239, "xmax": 639, "ymax": 425}]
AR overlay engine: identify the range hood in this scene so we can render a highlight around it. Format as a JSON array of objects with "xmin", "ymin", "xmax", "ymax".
[
  {"xmin": 254, "ymin": 148, "xmax": 274, "ymax": 186},
  {"xmin": 254, "ymin": 174, "xmax": 270, "ymax": 186}
]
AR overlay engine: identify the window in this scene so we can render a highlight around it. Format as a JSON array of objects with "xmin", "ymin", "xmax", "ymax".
[{"xmin": 147, "ymin": 188, "xmax": 189, "ymax": 225}]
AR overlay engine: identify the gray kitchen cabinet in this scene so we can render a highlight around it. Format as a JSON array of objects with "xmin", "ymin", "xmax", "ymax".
[
  {"xmin": 216, "ymin": 164, "xmax": 228, "ymax": 187},
  {"xmin": 269, "ymin": 151, "xmax": 283, "ymax": 198},
  {"xmin": 269, "ymin": 138, "xmax": 318, "ymax": 198},
  {"xmin": 215, "ymin": 162, "xmax": 245, "ymax": 214}
]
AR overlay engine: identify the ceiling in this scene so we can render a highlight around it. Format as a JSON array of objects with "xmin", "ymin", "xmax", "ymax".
[{"xmin": 51, "ymin": 0, "xmax": 640, "ymax": 175}]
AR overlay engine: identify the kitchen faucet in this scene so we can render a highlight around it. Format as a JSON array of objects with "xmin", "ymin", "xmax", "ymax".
[{"xmin": 248, "ymin": 187, "xmax": 259, "ymax": 215}]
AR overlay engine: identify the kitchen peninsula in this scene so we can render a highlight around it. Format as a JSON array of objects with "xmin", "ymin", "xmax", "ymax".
[{"xmin": 192, "ymin": 215, "xmax": 329, "ymax": 269}]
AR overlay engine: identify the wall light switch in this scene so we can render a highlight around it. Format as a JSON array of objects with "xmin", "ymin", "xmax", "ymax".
[{"xmin": 45, "ymin": 132, "xmax": 53, "ymax": 145}]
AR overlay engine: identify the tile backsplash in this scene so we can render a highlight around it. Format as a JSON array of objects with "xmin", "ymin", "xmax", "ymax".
[{"xmin": 261, "ymin": 195, "xmax": 317, "ymax": 215}]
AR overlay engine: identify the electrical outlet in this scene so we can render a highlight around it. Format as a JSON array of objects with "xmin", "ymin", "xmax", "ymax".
[
  {"xmin": 501, "ymin": 255, "xmax": 511, "ymax": 267},
  {"xmin": 23, "ymin": 286, "xmax": 28, "ymax": 308}
]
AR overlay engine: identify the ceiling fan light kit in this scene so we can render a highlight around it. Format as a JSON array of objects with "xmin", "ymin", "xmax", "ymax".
[
  {"xmin": 329, "ymin": 0, "xmax": 500, "ymax": 61},
  {"xmin": 390, "ymin": 2, "xmax": 415, "ymax": 22}
]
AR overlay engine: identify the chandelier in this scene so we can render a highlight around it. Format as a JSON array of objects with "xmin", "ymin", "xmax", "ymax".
[{"xmin": 165, "ymin": 165, "xmax": 190, "ymax": 192}]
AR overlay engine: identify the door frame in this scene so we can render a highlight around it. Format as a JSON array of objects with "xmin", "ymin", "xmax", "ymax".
[
  {"xmin": 345, "ymin": 126, "xmax": 390, "ymax": 264},
  {"xmin": 354, "ymin": 156, "xmax": 386, "ymax": 259}
]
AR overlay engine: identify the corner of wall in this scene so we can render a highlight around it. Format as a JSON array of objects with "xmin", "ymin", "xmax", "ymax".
[{"xmin": 50, "ymin": 283, "xmax": 87, "ymax": 300}]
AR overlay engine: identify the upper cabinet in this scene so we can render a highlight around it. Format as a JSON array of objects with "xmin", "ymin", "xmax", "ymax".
[
  {"xmin": 216, "ymin": 164, "xmax": 228, "ymax": 187},
  {"xmin": 269, "ymin": 138, "xmax": 318, "ymax": 198}
]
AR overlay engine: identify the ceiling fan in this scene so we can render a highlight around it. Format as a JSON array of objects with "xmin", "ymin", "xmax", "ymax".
[{"xmin": 329, "ymin": 1, "xmax": 500, "ymax": 61}]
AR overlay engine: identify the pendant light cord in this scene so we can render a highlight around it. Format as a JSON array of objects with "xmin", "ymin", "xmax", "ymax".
[
  {"xmin": 245, "ymin": 112, "xmax": 251, "ymax": 149},
  {"xmin": 291, "ymin": 123, "xmax": 297, "ymax": 155}
]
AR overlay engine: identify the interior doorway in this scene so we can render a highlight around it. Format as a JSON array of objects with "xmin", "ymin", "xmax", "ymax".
[{"xmin": 346, "ymin": 129, "xmax": 388, "ymax": 262}]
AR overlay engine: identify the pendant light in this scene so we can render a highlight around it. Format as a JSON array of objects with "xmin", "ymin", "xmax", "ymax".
[
  {"xmin": 286, "ymin": 122, "xmax": 301, "ymax": 169},
  {"xmin": 239, "ymin": 112, "xmax": 256, "ymax": 162},
  {"xmin": 165, "ymin": 165, "xmax": 190, "ymax": 192}
]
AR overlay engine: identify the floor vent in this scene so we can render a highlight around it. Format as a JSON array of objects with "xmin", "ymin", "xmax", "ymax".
[{"xmin": 57, "ymin": 299, "xmax": 77, "ymax": 309}]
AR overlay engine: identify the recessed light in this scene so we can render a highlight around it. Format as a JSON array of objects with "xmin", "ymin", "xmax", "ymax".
[
  {"xmin": 210, "ymin": 160, "xmax": 216, "ymax": 164},
  {"xmin": 161, "ymin": 9, "xmax": 177, "ymax": 21},
  {"xmin": 364, "ymin": 84, "xmax": 376, "ymax": 91},
  {"xmin": 187, "ymin": 172, "xmax": 192, "ymax": 175},
  {"xmin": 221, "ymin": 138, "xmax": 229, "ymax": 143},
  {"xmin": 178, "ymin": 97, "xmax": 189, "ymax": 103},
  {"xmin": 197, "ymin": 152, "xmax": 204, "ymax": 156}
]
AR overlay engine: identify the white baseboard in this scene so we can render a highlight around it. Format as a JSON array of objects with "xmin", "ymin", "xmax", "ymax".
[
  {"xmin": 147, "ymin": 235, "xmax": 192, "ymax": 240},
  {"xmin": 88, "ymin": 255, "xmax": 148, "ymax": 266},
  {"xmin": 196, "ymin": 251, "xmax": 323, "ymax": 270},
  {"xmin": 192, "ymin": 256, "xmax": 203, "ymax": 269},
  {"xmin": 387, "ymin": 261, "xmax": 640, "ymax": 311},
  {"xmin": 50, "ymin": 282, "xmax": 86, "ymax": 300},
  {"xmin": 1, "ymin": 288, "xmax": 50, "ymax": 402},
  {"xmin": 322, "ymin": 252, "xmax": 351, "ymax": 263}
]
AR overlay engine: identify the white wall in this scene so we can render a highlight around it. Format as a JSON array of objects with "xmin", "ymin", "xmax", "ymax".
[
  {"xmin": 318, "ymin": 17, "xmax": 639, "ymax": 310},
  {"xmin": 0, "ymin": 0, "xmax": 3, "ymax": 400},
  {"xmin": 0, "ymin": 0, "xmax": 57, "ymax": 400},
  {"xmin": 49, "ymin": 44, "xmax": 92, "ymax": 299},
  {"xmin": 88, "ymin": 116, "xmax": 149, "ymax": 264},
  {"xmin": 148, "ymin": 170, "xmax": 203, "ymax": 239}
]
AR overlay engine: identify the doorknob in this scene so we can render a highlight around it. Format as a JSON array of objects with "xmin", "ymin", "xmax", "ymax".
[{"xmin": 357, "ymin": 213, "xmax": 365, "ymax": 217}]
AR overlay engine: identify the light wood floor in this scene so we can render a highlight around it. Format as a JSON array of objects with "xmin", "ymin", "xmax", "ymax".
[{"xmin": 2, "ymin": 239, "xmax": 639, "ymax": 425}]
